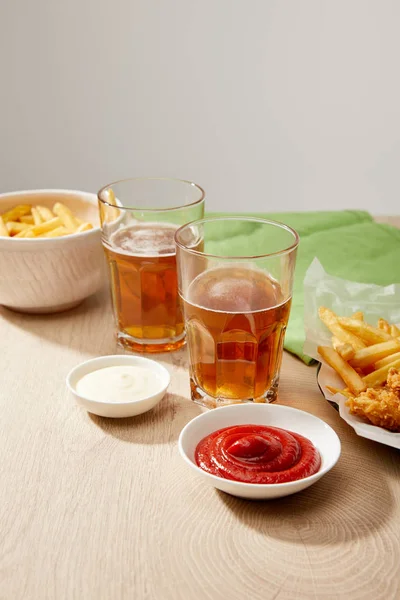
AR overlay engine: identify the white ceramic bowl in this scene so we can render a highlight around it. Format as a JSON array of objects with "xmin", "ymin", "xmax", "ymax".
[
  {"xmin": 66, "ymin": 354, "xmax": 171, "ymax": 418},
  {"xmin": 0, "ymin": 189, "xmax": 105, "ymax": 313},
  {"xmin": 179, "ymin": 404, "xmax": 341, "ymax": 500}
]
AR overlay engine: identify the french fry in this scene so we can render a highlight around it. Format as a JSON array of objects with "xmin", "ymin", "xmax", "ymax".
[
  {"xmin": 19, "ymin": 215, "xmax": 34, "ymax": 224},
  {"xmin": 374, "ymin": 351, "xmax": 400, "ymax": 370},
  {"xmin": 29, "ymin": 217, "xmax": 62, "ymax": 236},
  {"xmin": 100, "ymin": 188, "xmax": 121, "ymax": 223},
  {"xmin": 108, "ymin": 188, "xmax": 117, "ymax": 205},
  {"xmin": 326, "ymin": 385, "xmax": 354, "ymax": 399},
  {"xmin": 6, "ymin": 221, "xmax": 30, "ymax": 235},
  {"xmin": 378, "ymin": 318, "xmax": 391, "ymax": 334},
  {"xmin": 53, "ymin": 202, "xmax": 79, "ymax": 231},
  {"xmin": 318, "ymin": 346, "xmax": 366, "ymax": 395},
  {"xmin": 352, "ymin": 311, "xmax": 364, "ymax": 321},
  {"xmin": 1, "ymin": 204, "xmax": 31, "ymax": 223},
  {"xmin": 36, "ymin": 205, "xmax": 55, "ymax": 221},
  {"xmin": 75, "ymin": 222, "xmax": 93, "ymax": 233},
  {"xmin": 319, "ymin": 307, "xmax": 366, "ymax": 350},
  {"xmin": 349, "ymin": 339, "xmax": 400, "ymax": 369},
  {"xmin": 2, "ymin": 202, "xmax": 92, "ymax": 238},
  {"xmin": 338, "ymin": 317, "xmax": 393, "ymax": 345},
  {"xmin": 31, "ymin": 207, "xmax": 43, "ymax": 226},
  {"xmin": 332, "ymin": 336, "xmax": 355, "ymax": 359},
  {"xmin": 390, "ymin": 324, "xmax": 400, "ymax": 338},
  {"xmin": 39, "ymin": 226, "xmax": 69, "ymax": 238},
  {"xmin": 15, "ymin": 229, "xmax": 30, "ymax": 238},
  {"xmin": 334, "ymin": 340, "xmax": 356, "ymax": 361},
  {"xmin": 15, "ymin": 229, "xmax": 34, "ymax": 238},
  {"xmin": 0, "ymin": 216, "xmax": 9, "ymax": 236},
  {"xmin": 362, "ymin": 358, "xmax": 400, "ymax": 388}
]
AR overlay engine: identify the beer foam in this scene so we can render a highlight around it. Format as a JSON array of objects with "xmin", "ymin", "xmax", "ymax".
[
  {"xmin": 110, "ymin": 223, "xmax": 177, "ymax": 257},
  {"xmin": 187, "ymin": 266, "xmax": 285, "ymax": 313}
]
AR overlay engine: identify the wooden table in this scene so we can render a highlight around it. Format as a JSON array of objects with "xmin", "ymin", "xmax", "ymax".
[{"xmin": 2, "ymin": 282, "xmax": 400, "ymax": 600}]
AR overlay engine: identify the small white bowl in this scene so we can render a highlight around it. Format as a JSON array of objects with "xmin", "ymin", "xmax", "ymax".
[
  {"xmin": 0, "ymin": 189, "xmax": 105, "ymax": 313},
  {"xmin": 66, "ymin": 355, "xmax": 170, "ymax": 418},
  {"xmin": 179, "ymin": 404, "xmax": 341, "ymax": 500}
]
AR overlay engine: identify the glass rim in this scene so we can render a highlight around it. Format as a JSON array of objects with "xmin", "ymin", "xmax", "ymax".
[
  {"xmin": 97, "ymin": 177, "xmax": 205, "ymax": 212},
  {"xmin": 175, "ymin": 216, "xmax": 299, "ymax": 259}
]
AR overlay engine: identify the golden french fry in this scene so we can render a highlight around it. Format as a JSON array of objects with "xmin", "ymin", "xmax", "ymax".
[
  {"xmin": 378, "ymin": 318, "xmax": 391, "ymax": 334},
  {"xmin": 374, "ymin": 351, "xmax": 400, "ymax": 370},
  {"xmin": 100, "ymin": 202, "xmax": 120, "ymax": 224},
  {"xmin": 29, "ymin": 217, "xmax": 62, "ymax": 236},
  {"xmin": 15, "ymin": 229, "xmax": 35, "ymax": 238},
  {"xmin": 1, "ymin": 204, "xmax": 31, "ymax": 223},
  {"xmin": 108, "ymin": 188, "xmax": 117, "ymax": 205},
  {"xmin": 332, "ymin": 336, "xmax": 355, "ymax": 359},
  {"xmin": 339, "ymin": 344, "xmax": 355, "ymax": 361},
  {"xmin": 352, "ymin": 311, "xmax": 364, "ymax": 321},
  {"xmin": 75, "ymin": 222, "xmax": 93, "ymax": 233},
  {"xmin": 36, "ymin": 205, "xmax": 55, "ymax": 221},
  {"xmin": 0, "ymin": 216, "xmax": 9, "ymax": 236},
  {"xmin": 39, "ymin": 226, "xmax": 69, "ymax": 238},
  {"xmin": 349, "ymin": 339, "xmax": 400, "ymax": 369},
  {"xmin": 390, "ymin": 324, "xmax": 400, "ymax": 338},
  {"xmin": 19, "ymin": 215, "xmax": 34, "ymax": 224},
  {"xmin": 100, "ymin": 188, "xmax": 121, "ymax": 223},
  {"xmin": 318, "ymin": 346, "xmax": 366, "ymax": 395},
  {"xmin": 31, "ymin": 207, "xmax": 43, "ymax": 226},
  {"xmin": 6, "ymin": 221, "xmax": 30, "ymax": 235},
  {"xmin": 336, "ymin": 342, "xmax": 356, "ymax": 361},
  {"xmin": 338, "ymin": 317, "xmax": 393, "ymax": 345},
  {"xmin": 2, "ymin": 202, "xmax": 92, "ymax": 239},
  {"xmin": 319, "ymin": 307, "xmax": 366, "ymax": 350},
  {"xmin": 362, "ymin": 358, "xmax": 400, "ymax": 388},
  {"xmin": 325, "ymin": 385, "xmax": 354, "ymax": 399},
  {"xmin": 53, "ymin": 202, "xmax": 79, "ymax": 231}
]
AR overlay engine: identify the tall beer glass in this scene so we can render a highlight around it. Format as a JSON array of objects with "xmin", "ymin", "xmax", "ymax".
[
  {"xmin": 99, "ymin": 178, "xmax": 205, "ymax": 352},
  {"xmin": 175, "ymin": 217, "xmax": 298, "ymax": 407}
]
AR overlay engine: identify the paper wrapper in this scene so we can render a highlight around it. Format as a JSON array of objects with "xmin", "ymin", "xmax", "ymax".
[
  {"xmin": 304, "ymin": 259, "xmax": 400, "ymax": 449},
  {"xmin": 303, "ymin": 258, "xmax": 400, "ymax": 362}
]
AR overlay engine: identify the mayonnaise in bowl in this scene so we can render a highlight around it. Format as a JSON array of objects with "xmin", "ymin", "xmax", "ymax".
[
  {"xmin": 76, "ymin": 365, "xmax": 162, "ymax": 403},
  {"xmin": 67, "ymin": 355, "xmax": 170, "ymax": 418}
]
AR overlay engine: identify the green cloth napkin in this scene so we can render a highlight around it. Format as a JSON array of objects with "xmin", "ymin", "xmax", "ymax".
[{"xmin": 205, "ymin": 211, "xmax": 400, "ymax": 364}]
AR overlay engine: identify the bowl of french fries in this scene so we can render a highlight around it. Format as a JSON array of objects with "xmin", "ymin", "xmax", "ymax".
[
  {"xmin": 0, "ymin": 189, "xmax": 105, "ymax": 313},
  {"xmin": 316, "ymin": 307, "xmax": 400, "ymax": 447}
]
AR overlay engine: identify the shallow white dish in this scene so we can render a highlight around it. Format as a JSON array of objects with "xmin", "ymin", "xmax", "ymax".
[
  {"xmin": 67, "ymin": 355, "xmax": 170, "ymax": 418},
  {"xmin": 178, "ymin": 404, "xmax": 341, "ymax": 500},
  {"xmin": 317, "ymin": 363, "xmax": 400, "ymax": 450}
]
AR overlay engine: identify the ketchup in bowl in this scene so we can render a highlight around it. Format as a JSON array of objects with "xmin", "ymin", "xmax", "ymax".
[{"xmin": 195, "ymin": 425, "xmax": 321, "ymax": 484}]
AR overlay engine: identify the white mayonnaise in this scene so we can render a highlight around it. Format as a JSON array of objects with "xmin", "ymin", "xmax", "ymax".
[{"xmin": 76, "ymin": 365, "xmax": 162, "ymax": 403}]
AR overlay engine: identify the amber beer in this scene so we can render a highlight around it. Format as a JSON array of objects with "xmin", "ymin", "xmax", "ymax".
[
  {"xmin": 183, "ymin": 266, "xmax": 291, "ymax": 404},
  {"xmin": 104, "ymin": 223, "xmax": 184, "ymax": 352}
]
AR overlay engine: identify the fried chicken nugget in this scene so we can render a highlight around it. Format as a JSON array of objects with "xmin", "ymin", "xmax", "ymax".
[
  {"xmin": 346, "ymin": 370, "xmax": 400, "ymax": 432},
  {"xmin": 387, "ymin": 368, "xmax": 400, "ymax": 395}
]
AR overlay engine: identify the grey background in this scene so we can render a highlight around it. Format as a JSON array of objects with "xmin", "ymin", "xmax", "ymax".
[{"xmin": 1, "ymin": 0, "xmax": 399, "ymax": 213}]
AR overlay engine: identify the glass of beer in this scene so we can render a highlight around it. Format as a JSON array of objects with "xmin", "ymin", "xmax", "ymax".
[
  {"xmin": 98, "ymin": 178, "xmax": 205, "ymax": 352},
  {"xmin": 175, "ymin": 217, "xmax": 299, "ymax": 407}
]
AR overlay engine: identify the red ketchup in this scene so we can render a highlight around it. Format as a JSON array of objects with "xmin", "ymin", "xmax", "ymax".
[{"xmin": 195, "ymin": 425, "xmax": 321, "ymax": 484}]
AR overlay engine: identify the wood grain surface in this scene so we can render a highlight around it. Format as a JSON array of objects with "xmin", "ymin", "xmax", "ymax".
[{"xmin": 1, "ymin": 274, "xmax": 400, "ymax": 599}]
